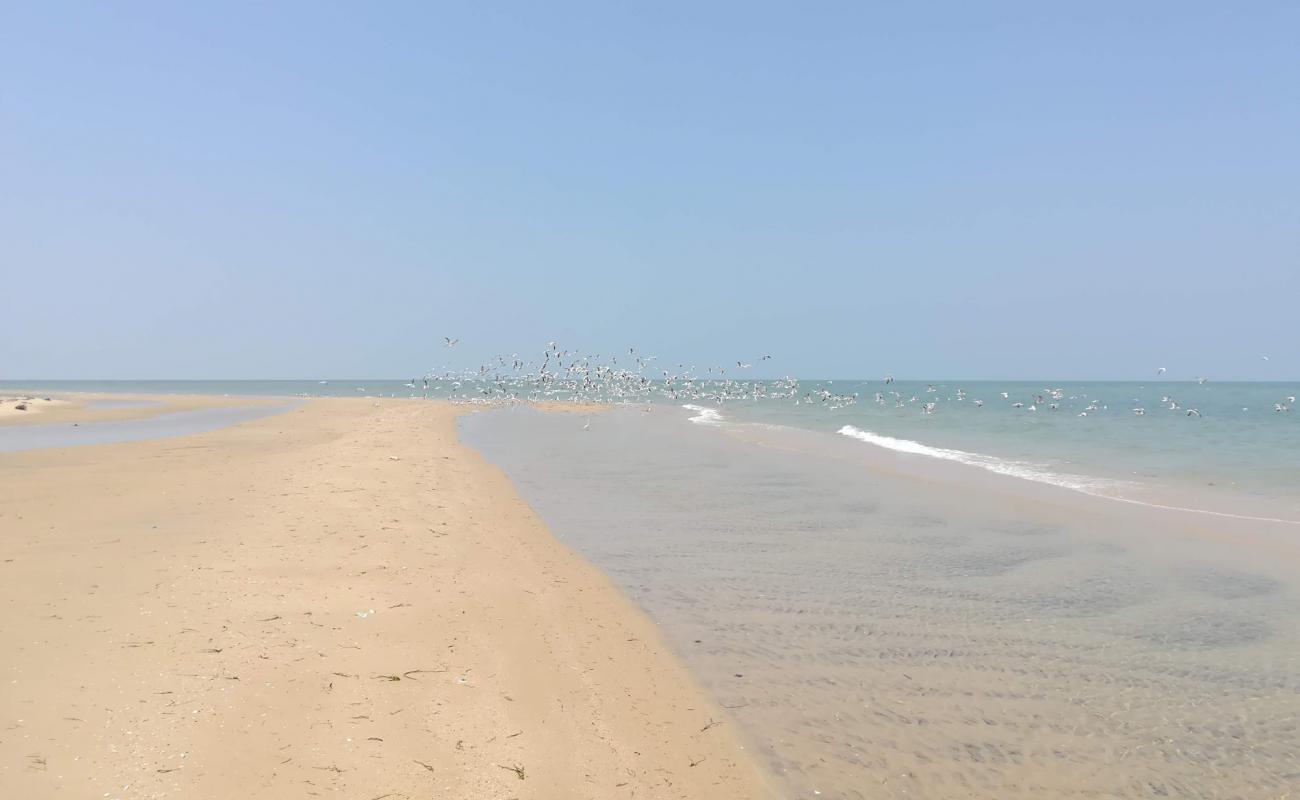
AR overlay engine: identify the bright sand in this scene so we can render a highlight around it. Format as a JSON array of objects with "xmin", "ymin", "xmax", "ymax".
[
  {"xmin": 0, "ymin": 398, "xmax": 775, "ymax": 799},
  {"xmin": 0, "ymin": 396, "xmax": 73, "ymax": 421}
]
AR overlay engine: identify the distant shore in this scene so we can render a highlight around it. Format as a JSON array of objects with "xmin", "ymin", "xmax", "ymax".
[
  {"xmin": 0, "ymin": 390, "xmax": 279, "ymax": 427},
  {"xmin": 0, "ymin": 397, "xmax": 774, "ymax": 798}
]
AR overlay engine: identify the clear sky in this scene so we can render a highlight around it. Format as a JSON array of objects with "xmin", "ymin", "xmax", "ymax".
[{"xmin": 2, "ymin": 2, "xmax": 1296, "ymax": 380}]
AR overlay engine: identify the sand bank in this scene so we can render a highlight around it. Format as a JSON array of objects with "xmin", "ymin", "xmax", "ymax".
[
  {"xmin": 0, "ymin": 399, "xmax": 774, "ymax": 799},
  {"xmin": 0, "ymin": 392, "xmax": 280, "ymax": 428},
  {"xmin": 0, "ymin": 395, "xmax": 71, "ymax": 421}
]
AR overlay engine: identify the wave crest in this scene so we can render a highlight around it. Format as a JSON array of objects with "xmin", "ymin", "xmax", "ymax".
[
  {"xmin": 836, "ymin": 425, "xmax": 1112, "ymax": 492},
  {"xmin": 683, "ymin": 404, "xmax": 725, "ymax": 425}
]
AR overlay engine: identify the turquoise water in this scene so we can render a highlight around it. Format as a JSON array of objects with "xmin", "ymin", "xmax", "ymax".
[
  {"xmin": 707, "ymin": 380, "xmax": 1300, "ymax": 514},
  {"xmin": 5, "ymin": 378, "xmax": 1297, "ymax": 514}
]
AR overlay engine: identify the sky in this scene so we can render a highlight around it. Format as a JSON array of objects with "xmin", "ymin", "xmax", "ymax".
[{"xmin": 2, "ymin": 2, "xmax": 1296, "ymax": 380}]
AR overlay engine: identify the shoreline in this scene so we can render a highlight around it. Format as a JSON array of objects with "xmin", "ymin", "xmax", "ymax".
[
  {"xmin": 719, "ymin": 412, "xmax": 1300, "ymax": 529},
  {"xmin": 0, "ymin": 398, "xmax": 776, "ymax": 798},
  {"xmin": 722, "ymin": 415, "xmax": 1300, "ymax": 569}
]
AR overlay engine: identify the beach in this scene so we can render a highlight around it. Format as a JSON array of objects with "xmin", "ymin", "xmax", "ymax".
[
  {"xmin": 0, "ymin": 397, "xmax": 775, "ymax": 799},
  {"xmin": 5, "ymin": 390, "xmax": 1298, "ymax": 800}
]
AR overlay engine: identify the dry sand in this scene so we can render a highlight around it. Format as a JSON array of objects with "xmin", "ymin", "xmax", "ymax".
[
  {"xmin": 0, "ymin": 398, "xmax": 775, "ymax": 799},
  {"xmin": 0, "ymin": 396, "xmax": 73, "ymax": 422}
]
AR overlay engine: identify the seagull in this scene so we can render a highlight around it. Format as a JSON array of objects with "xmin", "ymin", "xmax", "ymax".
[
  {"xmin": 1157, "ymin": 367, "xmax": 1167, "ymax": 375},
  {"xmin": 583, "ymin": 417, "xmax": 590, "ymax": 430},
  {"xmin": 444, "ymin": 337, "xmax": 459, "ymax": 347},
  {"xmin": 1133, "ymin": 408, "xmax": 1146, "ymax": 416},
  {"xmin": 760, "ymin": 355, "xmax": 772, "ymax": 361},
  {"xmin": 1262, "ymin": 355, "xmax": 1270, "ymax": 361},
  {"xmin": 1186, "ymin": 409, "xmax": 1201, "ymax": 417},
  {"xmin": 737, "ymin": 362, "xmax": 751, "ymax": 369}
]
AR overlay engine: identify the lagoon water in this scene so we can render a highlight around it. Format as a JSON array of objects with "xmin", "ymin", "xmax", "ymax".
[
  {"xmin": 0, "ymin": 403, "xmax": 297, "ymax": 452},
  {"xmin": 461, "ymin": 405, "xmax": 1300, "ymax": 800}
]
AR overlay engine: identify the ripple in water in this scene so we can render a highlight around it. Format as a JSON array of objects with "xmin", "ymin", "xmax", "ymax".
[{"xmin": 461, "ymin": 407, "xmax": 1300, "ymax": 800}]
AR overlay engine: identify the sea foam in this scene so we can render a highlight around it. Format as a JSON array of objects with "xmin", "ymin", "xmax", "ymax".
[
  {"xmin": 682, "ymin": 404, "xmax": 725, "ymax": 425},
  {"xmin": 836, "ymin": 424, "xmax": 1109, "ymax": 493}
]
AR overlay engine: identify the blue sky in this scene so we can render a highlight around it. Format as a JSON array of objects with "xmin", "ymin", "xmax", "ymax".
[{"xmin": 2, "ymin": 2, "xmax": 1296, "ymax": 380}]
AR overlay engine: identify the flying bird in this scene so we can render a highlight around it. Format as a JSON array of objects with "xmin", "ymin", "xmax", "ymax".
[{"xmin": 444, "ymin": 337, "xmax": 459, "ymax": 347}]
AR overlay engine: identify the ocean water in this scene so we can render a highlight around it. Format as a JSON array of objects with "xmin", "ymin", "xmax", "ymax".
[
  {"xmin": 700, "ymin": 381, "xmax": 1300, "ymax": 520},
  {"xmin": 460, "ymin": 405, "xmax": 1300, "ymax": 800},
  {"xmin": 5, "ymin": 379, "xmax": 1296, "ymax": 517}
]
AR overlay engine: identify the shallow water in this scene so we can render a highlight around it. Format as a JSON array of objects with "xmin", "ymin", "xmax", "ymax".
[
  {"xmin": 0, "ymin": 403, "xmax": 297, "ymax": 452},
  {"xmin": 460, "ymin": 406, "xmax": 1300, "ymax": 800},
  {"xmin": 84, "ymin": 398, "xmax": 163, "ymax": 409}
]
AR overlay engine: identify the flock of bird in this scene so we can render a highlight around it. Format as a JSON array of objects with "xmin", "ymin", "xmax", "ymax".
[{"xmin": 360, "ymin": 341, "xmax": 1297, "ymax": 419}]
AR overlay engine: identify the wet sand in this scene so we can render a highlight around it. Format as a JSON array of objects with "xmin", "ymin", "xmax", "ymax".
[
  {"xmin": 0, "ymin": 392, "xmax": 277, "ymax": 427},
  {"xmin": 461, "ymin": 406, "xmax": 1300, "ymax": 800},
  {"xmin": 0, "ymin": 399, "xmax": 774, "ymax": 799},
  {"xmin": 0, "ymin": 402, "xmax": 300, "ymax": 453}
]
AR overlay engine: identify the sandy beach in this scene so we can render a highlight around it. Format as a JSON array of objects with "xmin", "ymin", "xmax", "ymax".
[{"xmin": 0, "ymin": 398, "xmax": 775, "ymax": 799}]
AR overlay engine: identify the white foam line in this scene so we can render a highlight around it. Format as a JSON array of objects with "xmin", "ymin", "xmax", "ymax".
[
  {"xmin": 682, "ymin": 404, "xmax": 725, "ymax": 425},
  {"xmin": 837, "ymin": 425, "xmax": 1110, "ymax": 492},
  {"xmin": 836, "ymin": 425, "xmax": 1300, "ymax": 526},
  {"xmin": 1091, "ymin": 494, "xmax": 1300, "ymax": 526}
]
